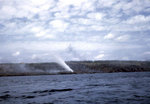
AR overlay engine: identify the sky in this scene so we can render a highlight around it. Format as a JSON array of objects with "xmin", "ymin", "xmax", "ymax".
[{"xmin": 0, "ymin": 0, "xmax": 150, "ymax": 63}]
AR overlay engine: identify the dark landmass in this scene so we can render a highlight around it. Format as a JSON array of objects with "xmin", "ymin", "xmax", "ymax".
[{"xmin": 0, "ymin": 60, "xmax": 150, "ymax": 76}]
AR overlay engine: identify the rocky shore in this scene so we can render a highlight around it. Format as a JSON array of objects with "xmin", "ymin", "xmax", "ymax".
[{"xmin": 0, "ymin": 61, "xmax": 150, "ymax": 76}]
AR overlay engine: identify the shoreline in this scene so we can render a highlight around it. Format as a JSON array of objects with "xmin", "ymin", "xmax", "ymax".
[
  {"xmin": 0, "ymin": 60, "xmax": 150, "ymax": 76},
  {"xmin": 1, "ymin": 71, "xmax": 150, "ymax": 77}
]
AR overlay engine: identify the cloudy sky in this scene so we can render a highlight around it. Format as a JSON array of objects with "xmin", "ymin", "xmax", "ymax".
[{"xmin": 0, "ymin": 0, "xmax": 150, "ymax": 63}]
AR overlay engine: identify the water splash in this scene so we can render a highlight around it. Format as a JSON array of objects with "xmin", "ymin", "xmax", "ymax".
[{"xmin": 53, "ymin": 55, "xmax": 74, "ymax": 72}]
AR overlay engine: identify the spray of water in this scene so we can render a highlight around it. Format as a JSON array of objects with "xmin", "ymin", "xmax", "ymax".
[{"xmin": 53, "ymin": 55, "xmax": 74, "ymax": 72}]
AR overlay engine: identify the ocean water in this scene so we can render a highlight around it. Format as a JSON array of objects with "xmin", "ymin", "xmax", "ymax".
[{"xmin": 0, "ymin": 72, "xmax": 150, "ymax": 104}]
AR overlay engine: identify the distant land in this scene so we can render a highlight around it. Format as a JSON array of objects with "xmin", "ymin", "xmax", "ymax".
[{"xmin": 0, "ymin": 61, "xmax": 150, "ymax": 76}]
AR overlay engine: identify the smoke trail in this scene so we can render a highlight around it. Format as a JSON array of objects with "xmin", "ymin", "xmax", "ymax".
[
  {"xmin": 31, "ymin": 53, "xmax": 74, "ymax": 72},
  {"xmin": 53, "ymin": 55, "xmax": 74, "ymax": 72}
]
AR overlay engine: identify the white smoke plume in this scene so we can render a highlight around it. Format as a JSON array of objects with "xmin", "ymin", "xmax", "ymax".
[{"xmin": 53, "ymin": 55, "xmax": 74, "ymax": 72}]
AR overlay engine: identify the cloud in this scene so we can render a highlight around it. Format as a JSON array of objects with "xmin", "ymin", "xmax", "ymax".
[
  {"xmin": 30, "ymin": 0, "xmax": 49, "ymax": 6},
  {"xmin": 31, "ymin": 27, "xmax": 42, "ymax": 33},
  {"xmin": 50, "ymin": 20, "xmax": 69, "ymax": 32},
  {"xmin": 98, "ymin": 0, "xmax": 117, "ymax": 8},
  {"xmin": 0, "ymin": 5, "xmax": 16, "ymax": 19},
  {"xmin": 94, "ymin": 54, "xmax": 105, "ymax": 60},
  {"xmin": 104, "ymin": 33, "xmax": 115, "ymax": 39},
  {"xmin": 54, "ymin": 12, "xmax": 70, "ymax": 19},
  {"xmin": 71, "ymin": 18, "xmax": 93, "ymax": 25},
  {"xmin": 87, "ymin": 12, "xmax": 104, "ymax": 20},
  {"xmin": 0, "ymin": 0, "xmax": 55, "ymax": 21},
  {"xmin": 125, "ymin": 15, "xmax": 150, "ymax": 24},
  {"xmin": 30, "ymin": 26, "xmax": 55, "ymax": 39},
  {"xmin": 12, "ymin": 51, "xmax": 20, "ymax": 56},
  {"xmin": 31, "ymin": 54, "xmax": 37, "ymax": 59},
  {"xmin": 57, "ymin": 0, "xmax": 86, "ymax": 7},
  {"xmin": 116, "ymin": 35, "xmax": 130, "ymax": 42},
  {"xmin": 112, "ymin": 0, "xmax": 150, "ymax": 15},
  {"xmin": 0, "ymin": 0, "xmax": 150, "ymax": 62}
]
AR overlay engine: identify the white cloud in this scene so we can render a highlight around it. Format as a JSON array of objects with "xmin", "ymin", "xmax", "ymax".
[
  {"xmin": 75, "ymin": 18, "xmax": 93, "ymax": 25},
  {"xmin": 104, "ymin": 33, "xmax": 115, "ymax": 39},
  {"xmin": 54, "ymin": 12, "xmax": 70, "ymax": 19},
  {"xmin": 31, "ymin": 54, "xmax": 37, "ymax": 59},
  {"xmin": 12, "ymin": 51, "xmax": 20, "ymax": 56},
  {"xmin": 50, "ymin": 20, "xmax": 69, "ymax": 32},
  {"xmin": 71, "ymin": 58, "xmax": 80, "ymax": 61},
  {"xmin": 30, "ymin": 0, "xmax": 49, "ymax": 6},
  {"xmin": 57, "ymin": 0, "xmax": 88, "ymax": 7},
  {"xmin": 0, "ymin": 0, "xmax": 55, "ymax": 20},
  {"xmin": 110, "ymin": 22, "xmax": 150, "ymax": 32},
  {"xmin": 87, "ymin": 12, "xmax": 104, "ymax": 20},
  {"xmin": 112, "ymin": 0, "xmax": 149, "ymax": 15},
  {"xmin": 116, "ymin": 35, "xmax": 130, "ymax": 42},
  {"xmin": 90, "ymin": 25, "xmax": 104, "ymax": 31},
  {"xmin": 0, "ymin": 5, "xmax": 16, "ymax": 19},
  {"xmin": 31, "ymin": 27, "xmax": 42, "ymax": 33},
  {"xmin": 94, "ymin": 54, "xmax": 105, "ymax": 60},
  {"xmin": 80, "ymin": 0, "xmax": 95, "ymax": 11},
  {"xmin": 88, "ymin": 36, "xmax": 101, "ymax": 41},
  {"xmin": 98, "ymin": 0, "xmax": 117, "ymax": 8},
  {"xmin": 125, "ymin": 15, "xmax": 150, "ymax": 24},
  {"xmin": 73, "ymin": 41, "xmax": 102, "ymax": 51},
  {"xmin": 53, "ymin": 0, "xmax": 93, "ymax": 18},
  {"xmin": 43, "ymin": 34, "xmax": 56, "ymax": 39},
  {"xmin": 30, "ymin": 26, "xmax": 55, "ymax": 39},
  {"xmin": 35, "ymin": 31, "xmax": 46, "ymax": 37},
  {"xmin": 0, "ymin": 0, "xmax": 150, "ymax": 61}
]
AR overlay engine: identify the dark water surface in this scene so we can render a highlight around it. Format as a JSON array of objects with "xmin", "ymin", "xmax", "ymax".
[{"xmin": 0, "ymin": 72, "xmax": 150, "ymax": 104}]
